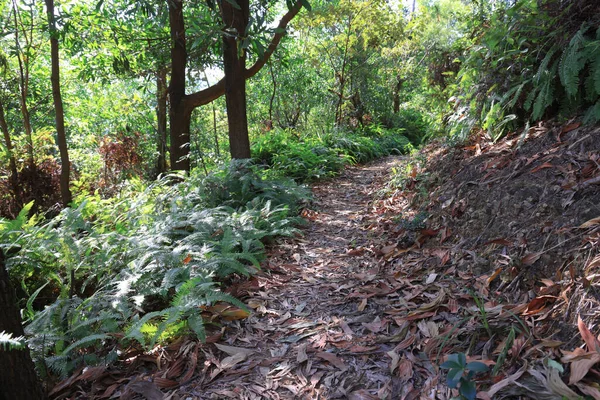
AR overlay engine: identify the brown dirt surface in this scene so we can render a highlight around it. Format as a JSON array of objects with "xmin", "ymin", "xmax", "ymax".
[{"xmin": 51, "ymin": 123, "xmax": 600, "ymax": 399}]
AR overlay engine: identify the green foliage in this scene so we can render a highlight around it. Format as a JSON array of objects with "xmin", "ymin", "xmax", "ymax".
[
  {"xmin": 0, "ymin": 331, "xmax": 26, "ymax": 350},
  {"xmin": 2, "ymin": 163, "xmax": 308, "ymax": 377},
  {"xmin": 252, "ymin": 127, "xmax": 413, "ymax": 182},
  {"xmin": 440, "ymin": 353, "xmax": 489, "ymax": 400}
]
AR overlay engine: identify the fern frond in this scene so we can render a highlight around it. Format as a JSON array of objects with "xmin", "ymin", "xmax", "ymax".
[
  {"xmin": 559, "ymin": 27, "xmax": 589, "ymax": 98},
  {"xmin": 0, "ymin": 331, "xmax": 26, "ymax": 350},
  {"xmin": 583, "ymin": 101, "xmax": 600, "ymax": 124}
]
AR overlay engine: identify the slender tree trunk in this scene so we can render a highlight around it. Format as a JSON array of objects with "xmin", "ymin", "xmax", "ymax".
[
  {"xmin": 393, "ymin": 76, "xmax": 403, "ymax": 114},
  {"xmin": 220, "ymin": 0, "xmax": 251, "ymax": 159},
  {"xmin": 203, "ymin": 71, "xmax": 220, "ymax": 158},
  {"xmin": 45, "ymin": 0, "xmax": 72, "ymax": 206},
  {"xmin": 12, "ymin": 0, "xmax": 34, "ymax": 168},
  {"xmin": 0, "ymin": 250, "xmax": 46, "ymax": 400},
  {"xmin": 0, "ymin": 101, "xmax": 19, "ymax": 189},
  {"xmin": 168, "ymin": 0, "xmax": 190, "ymax": 172},
  {"xmin": 156, "ymin": 67, "xmax": 168, "ymax": 174},
  {"xmin": 268, "ymin": 60, "xmax": 276, "ymax": 123}
]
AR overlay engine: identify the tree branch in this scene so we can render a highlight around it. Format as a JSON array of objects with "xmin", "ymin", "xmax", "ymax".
[{"xmin": 186, "ymin": 1, "xmax": 303, "ymax": 110}]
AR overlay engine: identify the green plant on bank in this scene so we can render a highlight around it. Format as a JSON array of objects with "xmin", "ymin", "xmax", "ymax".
[
  {"xmin": 1, "ymin": 162, "xmax": 308, "ymax": 378},
  {"xmin": 252, "ymin": 127, "xmax": 413, "ymax": 182},
  {"xmin": 0, "ymin": 331, "xmax": 26, "ymax": 350},
  {"xmin": 440, "ymin": 353, "xmax": 489, "ymax": 400}
]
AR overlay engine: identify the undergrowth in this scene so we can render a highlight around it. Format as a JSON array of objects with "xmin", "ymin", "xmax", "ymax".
[
  {"xmin": 252, "ymin": 126, "xmax": 413, "ymax": 182},
  {"xmin": 0, "ymin": 160, "xmax": 308, "ymax": 379}
]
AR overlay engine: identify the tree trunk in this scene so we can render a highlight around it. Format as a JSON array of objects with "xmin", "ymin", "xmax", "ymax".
[
  {"xmin": 393, "ymin": 76, "xmax": 403, "ymax": 114},
  {"xmin": 168, "ymin": 0, "xmax": 190, "ymax": 172},
  {"xmin": 0, "ymin": 101, "xmax": 20, "ymax": 205},
  {"xmin": 45, "ymin": 0, "xmax": 72, "ymax": 206},
  {"xmin": 156, "ymin": 67, "xmax": 168, "ymax": 175},
  {"xmin": 11, "ymin": 0, "xmax": 35, "ymax": 169},
  {"xmin": 166, "ymin": 0, "xmax": 303, "ymax": 170},
  {"xmin": 0, "ymin": 249, "xmax": 46, "ymax": 400},
  {"xmin": 220, "ymin": 0, "xmax": 251, "ymax": 159}
]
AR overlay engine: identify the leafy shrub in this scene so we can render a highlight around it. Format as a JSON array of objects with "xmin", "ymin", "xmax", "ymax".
[{"xmin": 1, "ymin": 164, "xmax": 308, "ymax": 378}]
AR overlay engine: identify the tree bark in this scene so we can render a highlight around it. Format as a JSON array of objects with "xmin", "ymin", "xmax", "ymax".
[
  {"xmin": 45, "ymin": 0, "xmax": 72, "ymax": 206},
  {"xmin": 11, "ymin": 0, "xmax": 35, "ymax": 169},
  {"xmin": 220, "ymin": 0, "xmax": 251, "ymax": 159},
  {"xmin": 156, "ymin": 67, "xmax": 168, "ymax": 175},
  {"xmin": 0, "ymin": 101, "xmax": 20, "ymax": 204},
  {"xmin": 393, "ymin": 76, "xmax": 403, "ymax": 114},
  {"xmin": 166, "ymin": 0, "xmax": 303, "ymax": 170},
  {"xmin": 168, "ymin": 0, "xmax": 190, "ymax": 172},
  {"xmin": 0, "ymin": 249, "xmax": 46, "ymax": 400}
]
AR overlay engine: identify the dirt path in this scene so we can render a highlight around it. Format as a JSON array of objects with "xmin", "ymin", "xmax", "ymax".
[{"xmin": 188, "ymin": 156, "xmax": 409, "ymax": 399}]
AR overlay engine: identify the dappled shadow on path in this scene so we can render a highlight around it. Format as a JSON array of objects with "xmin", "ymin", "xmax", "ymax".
[{"xmin": 184, "ymin": 156, "xmax": 416, "ymax": 399}]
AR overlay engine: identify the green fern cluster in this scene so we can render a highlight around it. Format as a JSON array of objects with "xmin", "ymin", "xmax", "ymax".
[
  {"xmin": 450, "ymin": 1, "xmax": 600, "ymax": 141},
  {"xmin": 1, "ymin": 163, "xmax": 308, "ymax": 378}
]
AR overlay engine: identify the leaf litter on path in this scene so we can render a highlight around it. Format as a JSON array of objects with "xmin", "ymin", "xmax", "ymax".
[{"xmin": 53, "ymin": 123, "xmax": 600, "ymax": 399}]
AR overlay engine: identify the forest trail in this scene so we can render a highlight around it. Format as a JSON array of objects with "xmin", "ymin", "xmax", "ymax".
[{"xmin": 187, "ymin": 156, "xmax": 412, "ymax": 399}]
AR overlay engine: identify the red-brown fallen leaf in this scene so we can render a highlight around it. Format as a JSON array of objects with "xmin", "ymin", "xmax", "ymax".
[
  {"xmin": 440, "ymin": 226, "xmax": 452, "ymax": 243},
  {"xmin": 316, "ymin": 352, "xmax": 347, "ymax": 370},
  {"xmin": 349, "ymin": 344, "xmax": 378, "ymax": 353},
  {"xmin": 521, "ymin": 252, "xmax": 542, "ymax": 266},
  {"xmin": 522, "ymin": 295, "xmax": 557, "ymax": 316},
  {"xmin": 485, "ymin": 267, "xmax": 503, "ymax": 287},
  {"xmin": 183, "ymin": 254, "xmax": 192, "ymax": 264},
  {"xmin": 578, "ymin": 315, "xmax": 600, "ymax": 353},
  {"xmin": 562, "ymin": 122, "xmax": 581, "ymax": 134},
  {"xmin": 397, "ymin": 358, "xmax": 414, "ymax": 382},
  {"xmin": 154, "ymin": 377, "xmax": 179, "ymax": 389},
  {"xmin": 484, "ymin": 238, "xmax": 512, "ymax": 247},
  {"xmin": 530, "ymin": 162, "xmax": 554, "ymax": 174},
  {"xmin": 346, "ymin": 247, "xmax": 366, "ymax": 256},
  {"xmin": 448, "ymin": 298, "xmax": 459, "ymax": 313}
]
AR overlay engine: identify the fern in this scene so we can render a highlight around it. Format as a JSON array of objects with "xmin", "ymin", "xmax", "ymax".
[
  {"xmin": 583, "ymin": 101, "xmax": 600, "ymax": 124},
  {"xmin": 559, "ymin": 27, "xmax": 589, "ymax": 98},
  {"xmin": 0, "ymin": 331, "xmax": 26, "ymax": 350}
]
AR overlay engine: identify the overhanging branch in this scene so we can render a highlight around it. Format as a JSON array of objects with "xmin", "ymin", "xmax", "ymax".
[{"xmin": 186, "ymin": 0, "xmax": 303, "ymax": 110}]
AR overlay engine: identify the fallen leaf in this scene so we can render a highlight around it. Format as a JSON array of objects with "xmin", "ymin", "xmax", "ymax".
[
  {"xmin": 316, "ymin": 352, "xmax": 347, "ymax": 370},
  {"xmin": 578, "ymin": 315, "xmax": 600, "ymax": 353},
  {"xmin": 214, "ymin": 343, "xmax": 256, "ymax": 357},
  {"xmin": 575, "ymin": 382, "xmax": 600, "ymax": 400},
  {"xmin": 486, "ymin": 267, "xmax": 503, "ymax": 287},
  {"xmin": 220, "ymin": 352, "xmax": 247, "ymax": 370},
  {"xmin": 484, "ymin": 238, "xmax": 512, "ymax": 246},
  {"xmin": 387, "ymin": 349, "xmax": 400, "ymax": 374},
  {"xmin": 128, "ymin": 380, "xmax": 164, "ymax": 400},
  {"xmin": 580, "ymin": 216, "xmax": 600, "ymax": 229},
  {"xmin": 521, "ymin": 252, "xmax": 542, "ymax": 266},
  {"xmin": 426, "ymin": 273, "xmax": 438, "ymax": 284},
  {"xmin": 297, "ymin": 343, "xmax": 308, "ymax": 363},
  {"xmin": 530, "ymin": 162, "xmax": 554, "ymax": 174},
  {"xmin": 522, "ymin": 295, "xmax": 557, "ymax": 316}
]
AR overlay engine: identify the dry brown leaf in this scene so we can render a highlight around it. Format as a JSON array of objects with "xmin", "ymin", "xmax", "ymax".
[
  {"xmin": 522, "ymin": 295, "xmax": 556, "ymax": 316},
  {"xmin": 214, "ymin": 343, "xmax": 256, "ymax": 357},
  {"xmin": 387, "ymin": 349, "xmax": 400, "ymax": 374},
  {"xmin": 575, "ymin": 382, "xmax": 600, "ymax": 400},
  {"xmin": 567, "ymin": 352, "xmax": 600, "ymax": 384},
  {"xmin": 315, "ymin": 351, "xmax": 347, "ymax": 370},
  {"xmin": 297, "ymin": 343, "xmax": 308, "ymax": 363},
  {"xmin": 397, "ymin": 358, "xmax": 414, "ymax": 382},
  {"xmin": 348, "ymin": 390, "xmax": 379, "ymax": 400},
  {"xmin": 220, "ymin": 352, "xmax": 247, "ymax": 370},
  {"xmin": 486, "ymin": 267, "xmax": 503, "ymax": 287},
  {"xmin": 580, "ymin": 216, "xmax": 600, "ymax": 229},
  {"xmin": 521, "ymin": 252, "xmax": 542, "ymax": 266},
  {"xmin": 426, "ymin": 273, "xmax": 438, "ymax": 284},
  {"xmin": 358, "ymin": 298, "xmax": 367, "ymax": 312},
  {"xmin": 578, "ymin": 315, "xmax": 600, "ymax": 353},
  {"xmin": 484, "ymin": 238, "xmax": 512, "ymax": 246}
]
